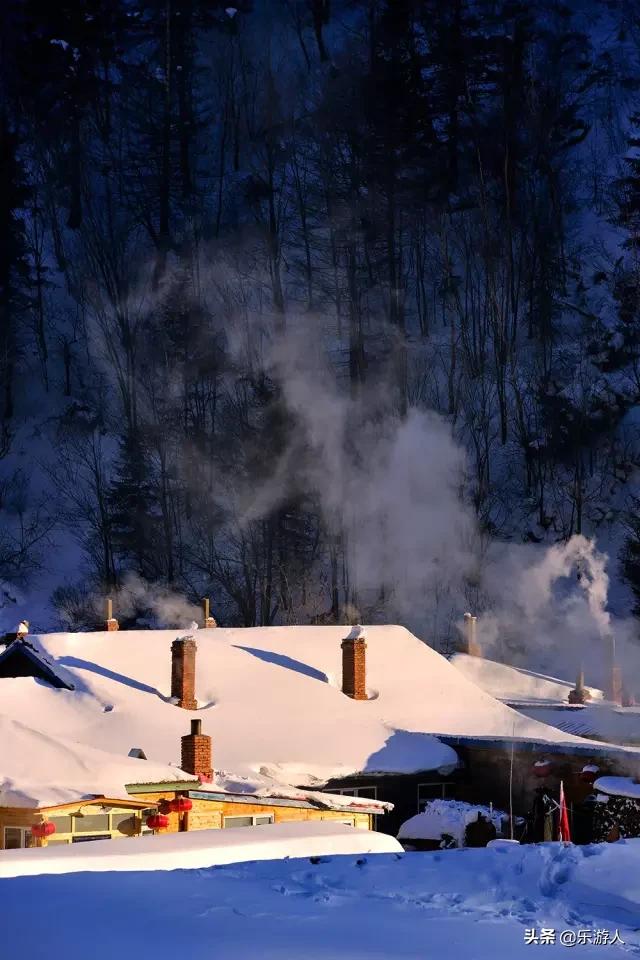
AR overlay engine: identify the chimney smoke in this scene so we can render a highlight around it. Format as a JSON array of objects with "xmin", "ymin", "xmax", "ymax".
[{"xmin": 608, "ymin": 664, "xmax": 623, "ymax": 706}]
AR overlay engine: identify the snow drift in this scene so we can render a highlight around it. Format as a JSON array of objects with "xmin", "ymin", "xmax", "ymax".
[{"xmin": 0, "ymin": 821, "xmax": 401, "ymax": 878}]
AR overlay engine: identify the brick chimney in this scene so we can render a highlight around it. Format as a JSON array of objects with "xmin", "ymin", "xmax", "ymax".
[
  {"xmin": 181, "ymin": 718, "xmax": 212, "ymax": 782},
  {"xmin": 171, "ymin": 636, "xmax": 198, "ymax": 709},
  {"xmin": 568, "ymin": 668, "xmax": 590, "ymax": 705},
  {"xmin": 463, "ymin": 612, "xmax": 481, "ymax": 657},
  {"xmin": 104, "ymin": 597, "xmax": 119, "ymax": 632},
  {"xmin": 202, "ymin": 597, "xmax": 217, "ymax": 629},
  {"xmin": 341, "ymin": 625, "xmax": 367, "ymax": 700}
]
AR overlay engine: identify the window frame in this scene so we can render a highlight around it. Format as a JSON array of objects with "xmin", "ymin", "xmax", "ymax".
[
  {"xmin": 416, "ymin": 782, "xmax": 454, "ymax": 812},
  {"xmin": 334, "ymin": 786, "xmax": 378, "ymax": 800},
  {"xmin": 3, "ymin": 826, "xmax": 32, "ymax": 850},
  {"xmin": 28, "ymin": 809, "xmax": 143, "ymax": 844},
  {"xmin": 72, "ymin": 812, "xmax": 111, "ymax": 834},
  {"xmin": 222, "ymin": 814, "xmax": 275, "ymax": 828}
]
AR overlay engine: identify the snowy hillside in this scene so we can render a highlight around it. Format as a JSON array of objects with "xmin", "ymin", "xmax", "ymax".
[
  {"xmin": 3, "ymin": 0, "xmax": 640, "ymax": 667},
  {"xmin": 3, "ymin": 839, "xmax": 640, "ymax": 959}
]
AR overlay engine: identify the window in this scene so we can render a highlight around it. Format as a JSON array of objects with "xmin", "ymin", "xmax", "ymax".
[
  {"xmin": 223, "ymin": 816, "xmax": 253, "ymax": 828},
  {"xmin": 111, "ymin": 813, "xmax": 136, "ymax": 835},
  {"xmin": 335, "ymin": 786, "xmax": 378, "ymax": 800},
  {"xmin": 223, "ymin": 814, "xmax": 274, "ymax": 828},
  {"xmin": 2, "ymin": 808, "xmax": 143, "ymax": 848},
  {"xmin": 48, "ymin": 815, "xmax": 72, "ymax": 833},
  {"xmin": 3, "ymin": 827, "xmax": 32, "ymax": 850},
  {"xmin": 332, "ymin": 786, "xmax": 380, "ymax": 830},
  {"xmin": 417, "ymin": 782, "xmax": 453, "ymax": 812},
  {"xmin": 141, "ymin": 808, "xmax": 156, "ymax": 835},
  {"xmin": 73, "ymin": 813, "xmax": 110, "ymax": 833}
]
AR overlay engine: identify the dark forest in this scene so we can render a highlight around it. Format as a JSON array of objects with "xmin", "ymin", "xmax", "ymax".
[{"xmin": 2, "ymin": 1, "xmax": 640, "ymax": 642}]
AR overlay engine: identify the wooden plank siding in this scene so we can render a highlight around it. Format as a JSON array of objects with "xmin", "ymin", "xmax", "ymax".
[
  {"xmin": 0, "ymin": 793, "xmax": 372, "ymax": 848},
  {"xmin": 133, "ymin": 791, "xmax": 372, "ymax": 832}
]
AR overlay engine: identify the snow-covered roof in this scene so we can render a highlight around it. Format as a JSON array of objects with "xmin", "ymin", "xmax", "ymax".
[
  {"xmin": 184, "ymin": 783, "xmax": 391, "ymax": 814},
  {"xmin": 450, "ymin": 654, "xmax": 603, "ymax": 705},
  {"xmin": 593, "ymin": 776, "xmax": 640, "ymax": 800},
  {"xmin": 451, "ymin": 654, "xmax": 640, "ymax": 748},
  {"xmin": 0, "ymin": 715, "xmax": 197, "ymax": 809},
  {"xmin": 514, "ymin": 703, "xmax": 640, "ymax": 747},
  {"xmin": 0, "ymin": 637, "xmax": 75, "ymax": 691},
  {"xmin": 0, "ymin": 625, "xmax": 630, "ymax": 801}
]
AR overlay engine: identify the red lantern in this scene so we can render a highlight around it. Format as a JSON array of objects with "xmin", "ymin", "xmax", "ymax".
[
  {"xmin": 146, "ymin": 814, "xmax": 169, "ymax": 830},
  {"xmin": 169, "ymin": 797, "xmax": 193, "ymax": 814},
  {"xmin": 31, "ymin": 821, "xmax": 56, "ymax": 839},
  {"xmin": 533, "ymin": 759, "xmax": 552, "ymax": 778},
  {"xmin": 580, "ymin": 764, "xmax": 599, "ymax": 784}
]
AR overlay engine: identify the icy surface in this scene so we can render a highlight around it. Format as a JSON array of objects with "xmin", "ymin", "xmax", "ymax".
[
  {"xmin": 0, "ymin": 821, "xmax": 401, "ymax": 877},
  {"xmin": 2, "ymin": 625, "xmax": 620, "ymax": 795},
  {"xmin": 2, "ymin": 839, "xmax": 639, "ymax": 958}
]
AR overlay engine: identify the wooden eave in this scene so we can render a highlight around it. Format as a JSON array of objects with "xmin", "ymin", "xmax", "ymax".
[
  {"xmin": 126, "ymin": 780, "xmax": 200, "ymax": 794},
  {"xmin": 0, "ymin": 796, "xmax": 152, "ymax": 815}
]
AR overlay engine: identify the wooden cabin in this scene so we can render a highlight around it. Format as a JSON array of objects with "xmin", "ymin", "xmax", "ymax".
[{"xmin": 1, "ymin": 783, "xmax": 377, "ymax": 849}]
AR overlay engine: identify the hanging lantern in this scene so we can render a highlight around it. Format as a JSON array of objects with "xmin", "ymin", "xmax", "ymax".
[
  {"xmin": 533, "ymin": 759, "xmax": 552, "ymax": 778},
  {"xmin": 169, "ymin": 797, "xmax": 193, "ymax": 814},
  {"xmin": 31, "ymin": 821, "xmax": 56, "ymax": 839},
  {"xmin": 146, "ymin": 814, "xmax": 169, "ymax": 831},
  {"xmin": 580, "ymin": 764, "xmax": 599, "ymax": 784}
]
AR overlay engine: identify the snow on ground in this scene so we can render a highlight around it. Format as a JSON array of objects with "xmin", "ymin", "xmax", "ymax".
[
  {"xmin": 398, "ymin": 799, "xmax": 507, "ymax": 846},
  {"xmin": 0, "ymin": 715, "xmax": 197, "ymax": 808},
  {"xmin": 0, "ymin": 822, "xmax": 401, "ymax": 878},
  {"xmin": 451, "ymin": 654, "xmax": 604, "ymax": 704},
  {"xmin": 2, "ymin": 839, "xmax": 640, "ymax": 959},
  {"xmin": 2, "ymin": 625, "xmax": 628, "ymax": 796}
]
